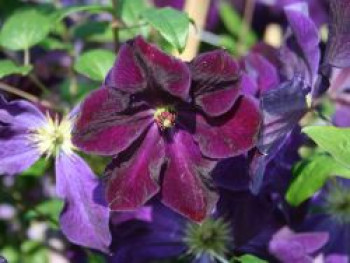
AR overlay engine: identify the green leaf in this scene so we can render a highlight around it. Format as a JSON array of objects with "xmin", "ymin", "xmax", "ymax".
[
  {"xmin": 88, "ymin": 253, "xmax": 106, "ymax": 263},
  {"xmin": 21, "ymin": 241, "xmax": 48, "ymax": 263},
  {"xmin": 39, "ymin": 37, "xmax": 71, "ymax": 50},
  {"xmin": 25, "ymin": 199, "xmax": 63, "ymax": 228},
  {"xmin": 235, "ymin": 254, "xmax": 268, "ymax": 263},
  {"xmin": 0, "ymin": 60, "xmax": 32, "ymax": 78},
  {"xmin": 74, "ymin": 49, "xmax": 115, "ymax": 81},
  {"xmin": 0, "ymin": 9, "xmax": 52, "ymax": 50},
  {"xmin": 50, "ymin": 5, "xmax": 112, "ymax": 23},
  {"xmin": 286, "ymin": 154, "xmax": 350, "ymax": 206},
  {"xmin": 118, "ymin": 0, "xmax": 149, "ymax": 40},
  {"xmin": 303, "ymin": 126, "xmax": 350, "ymax": 169},
  {"xmin": 141, "ymin": 7, "xmax": 190, "ymax": 52},
  {"xmin": 21, "ymin": 158, "xmax": 49, "ymax": 177},
  {"xmin": 219, "ymin": 2, "xmax": 257, "ymax": 48}
]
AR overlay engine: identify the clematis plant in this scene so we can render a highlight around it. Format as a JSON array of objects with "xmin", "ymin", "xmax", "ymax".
[
  {"xmin": 72, "ymin": 36, "xmax": 261, "ymax": 222},
  {"xmin": 0, "ymin": 97, "xmax": 111, "ymax": 252}
]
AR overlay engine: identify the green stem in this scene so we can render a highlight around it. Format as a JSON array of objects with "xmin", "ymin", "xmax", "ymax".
[
  {"xmin": 111, "ymin": 0, "xmax": 120, "ymax": 52},
  {"xmin": 0, "ymin": 81, "xmax": 58, "ymax": 110},
  {"xmin": 24, "ymin": 48, "xmax": 30, "ymax": 66},
  {"xmin": 238, "ymin": 0, "xmax": 255, "ymax": 55}
]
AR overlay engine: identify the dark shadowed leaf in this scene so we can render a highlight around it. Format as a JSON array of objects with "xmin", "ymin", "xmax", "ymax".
[
  {"xmin": 141, "ymin": 7, "xmax": 190, "ymax": 52},
  {"xmin": 50, "ymin": 5, "xmax": 112, "ymax": 23}
]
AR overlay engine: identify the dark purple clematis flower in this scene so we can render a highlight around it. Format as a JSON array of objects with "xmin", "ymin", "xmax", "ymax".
[
  {"xmin": 0, "ymin": 97, "xmax": 111, "ymax": 253},
  {"xmin": 72, "ymin": 36, "xmax": 261, "ymax": 222},
  {"xmin": 268, "ymin": 226, "xmax": 329, "ymax": 262}
]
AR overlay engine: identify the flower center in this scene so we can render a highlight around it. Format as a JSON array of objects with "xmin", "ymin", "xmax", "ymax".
[
  {"xmin": 29, "ymin": 114, "xmax": 73, "ymax": 157},
  {"xmin": 324, "ymin": 184, "xmax": 350, "ymax": 224},
  {"xmin": 153, "ymin": 106, "xmax": 176, "ymax": 130},
  {"xmin": 184, "ymin": 218, "xmax": 232, "ymax": 259}
]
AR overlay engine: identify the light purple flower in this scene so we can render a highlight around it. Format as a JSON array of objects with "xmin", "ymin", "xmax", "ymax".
[
  {"xmin": 268, "ymin": 226, "xmax": 329, "ymax": 263},
  {"xmin": 0, "ymin": 97, "xmax": 111, "ymax": 253}
]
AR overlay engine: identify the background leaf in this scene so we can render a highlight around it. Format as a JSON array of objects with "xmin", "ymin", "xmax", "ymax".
[
  {"xmin": 141, "ymin": 7, "xmax": 190, "ymax": 52},
  {"xmin": 0, "ymin": 60, "xmax": 32, "ymax": 78},
  {"xmin": 235, "ymin": 254, "xmax": 268, "ymax": 263},
  {"xmin": 303, "ymin": 126, "xmax": 350, "ymax": 169},
  {"xmin": 74, "ymin": 49, "xmax": 116, "ymax": 81},
  {"xmin": 286, "ymin": 154, "xmax": 350, "ymax": 206},
  {"xmin": 0, "ymin": 8, "xmax": 51, "ymax": 50}
]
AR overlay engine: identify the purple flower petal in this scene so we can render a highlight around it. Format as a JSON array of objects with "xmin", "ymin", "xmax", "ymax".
[
  {"xmin": 0, "ymin": 96, "xmax": 46, "ymax": 129},
  {"xmin": 55, "ymin": 151, "xmax": 111, "ymax": 253},
  {"xmin": 107, "ymin": 37, "xmax": 191, "ymax": 100},
  {"xmin": 243, "ymin": 53, "xmax": 279, "ymax": 94},
  {"xmin": 106, "ymin": 125, "xmax": 163, "ymax": 211},
  {"xmin": 0, "ymin": 127, "xmax": 42, "ymax": 175},
  {"xmin": 134, "ymin": 37, "xmax": 191, "ymax": 100},
  {"xmin": 269, "ymin": 227, "xmax": 329, "ymax": 263},
  {"xmin": 72, "ymin": 87, "xmax": 153, "ymax": 155},
  {"xmin": 324, "ymin": 0, "xmax": 350, "ymax": 68},
  {"xmin": 106, "ymin": 42, "xmax": 147, "ymax": 93},
  {"xmin": 257, "ymin": 78, "xmax": 308, "ymax": 155},
  {"xmin": 325, "ymin": 254, "xmax": 349, "ymax": 263},
  {"xmin": 190, "ymin": 50, "xmax": 241, "ymax": 116},
  {"xmin": 290, "ymin": 233, "xmax": 329, "ymax": 254},
  {"xmin": 283, "ymin": 4, "xmax": 320, "ymax": 86},
  {"xmin": 194, "ymin": 96, "xmax": 261, "ymax": 159},
  {"xmin": 0, "ymin": 97, "xmax": 46, "ymax": 175},
  {"xmin": 161, "ymin": 130, "xmax": 218, "ymax": 222}
]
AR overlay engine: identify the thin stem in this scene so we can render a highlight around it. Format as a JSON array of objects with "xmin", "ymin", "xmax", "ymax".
[
  {"xmin": 238, "ymin": 0, "xmax": 255, "ymax": 55},
  {"xmin": 28, "ymin": 74, "xmax": 51, "ymax": 95},
  {"xmin": 24, "ymin": 48, "xmax": 30, "ymax": 66},
  {"xmin": 111, "ymin": 0, "xmax": 120, "ymax": 52},
  {"xmin": 0, "ymin": 81, "xmax": 57, "ymax": 110}
]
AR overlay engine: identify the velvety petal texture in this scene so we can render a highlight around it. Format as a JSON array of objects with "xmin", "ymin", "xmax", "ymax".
[
  {"xmin": 162, "ymin": 130, "xmax": 218, "ymax": 222},
  {"xmin": 56, "ymin": 151, "xmax": 111, "ymax": 253},
  {"xmin": 107, "ymin": 37, "xmax": 191, "ymax": 100},
  {"xmin": 106, "ymin": 125, "xmax": 164, "ymax": 211},
  {"xmin": 194, "ymin": 96, "xmax": 260, "ymax": 159},
  {"xmin": 73, "ymin": 87, "xmax": 153, "ymax": 155},
  {"xmin": 190, "ymin": 50, "xmax": 240, "ymax": 117},
  {"xmin": 0, "ymin": 97, "xmax": 46, "ymax": 175},
  {"xmin": 324, "ymin": 0, "xmax": 350, "ymax": 68}
]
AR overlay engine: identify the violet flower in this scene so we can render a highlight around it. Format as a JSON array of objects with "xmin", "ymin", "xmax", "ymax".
[
  {"xmin": 109, "ymin": 186, "xmax": 279, "ymax": 263},
  {"xmin": 0, "ymin": 97, "xmax": 111, "ymax": 253},
  {"xmin": 249, "ymin": 2, "xmax": 320, "ymax": 193},
  {"xmin": 268, "ymin": 226, "xmax": 329, "ymax": 263},
  {"xmin": 72, "ymin": 36, "xmax": 261, "ymax": 222}
]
